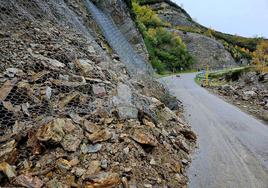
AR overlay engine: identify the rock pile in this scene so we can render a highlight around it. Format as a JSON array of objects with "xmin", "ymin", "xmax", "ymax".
[
  {"xmin": 212, "ymin": 71, "xmax": 268, "ymax": 122},
  {"xmin": 0, "ymin": 21, "xmax": 196, "ymax": 187}
]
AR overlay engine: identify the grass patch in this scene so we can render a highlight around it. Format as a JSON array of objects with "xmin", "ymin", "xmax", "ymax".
[
  {"xmin": 194, "ymin": 73, "xmax": 203, "ymax": 85},
  {"xmin": 208, "ymin": 66, "xmax": 251, "ymax": 79},
  {"xmin": 195, "ymin": 66, "xmax": 252, "ymax": 86}
]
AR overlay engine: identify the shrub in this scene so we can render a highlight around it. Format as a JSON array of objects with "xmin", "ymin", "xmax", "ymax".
[{"xmin": 253, "ymin": 40, "xmax": 268, "ymax": 66}]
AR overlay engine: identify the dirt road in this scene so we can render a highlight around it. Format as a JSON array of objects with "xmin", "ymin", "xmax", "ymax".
[{"xmin": 160, "ymin": 73, "xmax": 268, "ymax": 188}]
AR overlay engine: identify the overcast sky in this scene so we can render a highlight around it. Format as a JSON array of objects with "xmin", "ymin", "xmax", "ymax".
[{"xmin": 172, "ymin": 0, "xmax": 268, "ymax": 38}]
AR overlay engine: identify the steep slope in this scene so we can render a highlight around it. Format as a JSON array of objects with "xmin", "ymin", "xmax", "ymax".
[
  {"xmin": 92, "ymin": 0, "xmax": 149, "ymax": 62},
  {"xmin": 84, "ymin": 0, "xmax": 152, "ymax": 75},
  {"xmin": 144, "ymin": 1, "xmax": 237, "ymax": 68},
  {"xmin": 148, "ymin": 0, "xmax": 197, "ymax": 28},
  {"xmin": 0, "ymin": 0, "xmax": 196, "ymax": 187},
  {"xmin": 173, "ymin": 30, "xmax": 235, "ymax": 69},
  {"xmin": 130, "ymin": 0, "xmax": 266, "ymax": 69}
]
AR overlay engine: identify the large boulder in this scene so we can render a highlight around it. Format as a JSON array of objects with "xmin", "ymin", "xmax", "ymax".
[{"xmin": 112, "ymin": 84, "xmax": 138, "ymax": 119}]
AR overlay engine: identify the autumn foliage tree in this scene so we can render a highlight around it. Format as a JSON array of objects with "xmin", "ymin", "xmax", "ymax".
[
  {"xmin": 253, "ymin": 41, "xmax": 268, "ymax": 65},
  {"xmin": 252, "ymin": 40, "xmax": 268, "ymax": 72}
]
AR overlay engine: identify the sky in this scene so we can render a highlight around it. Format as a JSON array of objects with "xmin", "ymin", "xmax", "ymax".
[{"xmin": 172, "ymin": 0, "xmax": 268, "ymax": 38}]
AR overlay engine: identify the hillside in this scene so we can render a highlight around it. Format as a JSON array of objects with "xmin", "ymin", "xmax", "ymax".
[
  {"xmin": 129, "ymin": 0, "xmax": 266, "ymax": 71},
  {"xmin": 0, "ymin": 0, "xmax": 196, "ymax": 187}
]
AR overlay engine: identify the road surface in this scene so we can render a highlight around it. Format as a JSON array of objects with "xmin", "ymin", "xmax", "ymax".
[{"xmin": 160, "ymin": 73, "xmax": 268, "ymax": 188}]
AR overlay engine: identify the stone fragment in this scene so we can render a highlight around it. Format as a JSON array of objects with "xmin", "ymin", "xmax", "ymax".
[
  {"xmin": 157, "ymin": 107, "xmax": 177, "ymax": 124},
  {"xmin": 58, "ymin": 92, "xmax": 80, "ymax": 109},
  {"xmin": 72, "ymin": 167, "xmax": 86, "ymax": 177},
  {"xmin": 0, "ymin": 140, "xmax": 17, "ymax": 163},
  {"xmin": 83, "ymin": 161, "xmax": 101, "ymax": 177},
  {"xmin": 75, "ymin": 59, "xmax": 94, "ymax": 76},
  {"xmin": 31, "ymin": 71, "xmax": 50, "ymax": 82},
  {"xmin": 220, "ymin": 84, "xmax": 235, "ymax": 93},
  {"xmin": 36, "ymin": 118, "xmax": 65, "ymax": 143},
  {"xmin": 37, "ymin": 118, "xmax": 83, "ymax": 152},
  {"xmin": 80, "ymin": 143, "xmax": 88, "ymax": 154},
  {"xmin": 144, "ymin": 184, "xmax": 152, "ymax": 188},
  {"xmin": 27, "ymin": 130, "xmax": 42, "ymax": 155},
  {"xmin": 62, "ymin": 134, "xmax": 82, "ymax": 152},
  {"xmin": 69, "ymin": 157, "xmax": 80, "ymax": 166},
  {"xmin": 46, "ymin": 178, "xmax": 65, "ymax": 188},
  {"xmin": 170, "ymin": 160, "xmax": 182, "ymax": 173},
  {"xmin": 87, "ymin": 46, "xmax": 96, "ymax": 54},
  {"xmin": 56, "ymin": 158, "xmax": 72, "ymax": 171},
  {"xmin": 0, "ymin": 78, "xmax": 18, "ymax": 101},
  {"xmin": 100, "ymin": 160, "xmax": 108, "ymax": 169},
  {"xmin": 2, "ymin": 101, "xmax": 16, "ymax": 112},
  {"xmin": 182, "ymin": 159, "xmax": 188, "ymax": 165},
  {"xmin": 45, "ymin": 86, "xmax": 52, "ymax": 100},
  {"xmin": 83, "ymin": 120, "xmax": 99, "ymax": 133},
  {"xmin": 15, "ymin": 174, "xmax": 43, "ymax": 188},
  {"xmin": 86, "ymin": 129, "xmax": 112, "ymax": 143},
  {"xmin": 174, "ymin": 139, "xmax": 190, "ymax": 153},
  {"xmin": 84, "ymin": 172, "xmax": 120, "ymax": 188},
  {"xmin": 0, "ymin": 162, "xmax": 16, "ymax": 179},
  {"xmin": 117, "ymin": 84, "xmax": 132, "ymax": 103},
  {"xmin": 149, "ymin": 158, "xmax": 156, "ymax": 165},
  {"xmin": 117, "ymin": 106, "xmax": 138, "ymax": 120},
  {"xmin": 121, "ymin": 177, "xmax": 129, "ymax": 188},
  {"xmin": 4, "ymin": 68, "xmax": 23, "ymax": 78},
  {"xmin": 113, "ymin": 84, "xmax": 138, "ymax": 120},
  {"xmin": 143, "ymin": 119, "xmax": 155, "ymax": 128},
  {"xmin": 180, "ymin": 129, "xmax": 197, "ymax": 141},
  {"xmin": 243, "ymin": 90, "xmax": 257, "ymax": 100},
  {"xmin": 92, "ymin": 85, "xmax": 106, "ymax": 97},
  {"xmin": 28, "ymin": 49, "xmax": 65, "ymax": 68},
  {"xmin": 88, "ymin": 144, "xmax": 102, "ymax": 153},
  {"xmin": 132, "ymin": 129, "xmax": 158, "ymax": 147},
  {"xmin": 123, "ymin": 147, "xmax": 129, "ymax": 155}
]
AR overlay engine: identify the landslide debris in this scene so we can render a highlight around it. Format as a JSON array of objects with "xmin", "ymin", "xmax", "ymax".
[
  {"xmin": 0, "ymin": 20, "xmax": 196, "ymax": 188},
  {"xmin": 207, "ymin": 70, "xmax": 268, "ymax": 122}
]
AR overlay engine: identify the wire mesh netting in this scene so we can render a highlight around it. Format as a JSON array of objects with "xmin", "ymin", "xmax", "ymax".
[{"xmin": 0, "ymin": 20, "xmax": 115, "ymax": 138}]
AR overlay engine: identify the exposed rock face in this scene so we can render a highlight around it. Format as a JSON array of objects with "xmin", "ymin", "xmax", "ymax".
[
  {"xmin": 149, "ymin": 1, "xmax": 197, "ymax": 27},
  {"xmin": 173, "ymin": 30, "xmax": 236, "ymax": 69},
  {"xmin": 0, "ymin": 0, "xmax": 196, "ymax": 187},
  {"xmin": 93, "ymin": 0, "xmax": 149, "ymax": 62},
  {"xmin": 146, "ymin": 1, "xmax": 237, "ymax": 69}
]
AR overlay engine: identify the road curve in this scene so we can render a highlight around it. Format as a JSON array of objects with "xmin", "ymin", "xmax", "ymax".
[{"xmin": 160, "ymin": 73, "xmax": 268, "ymax": 188}]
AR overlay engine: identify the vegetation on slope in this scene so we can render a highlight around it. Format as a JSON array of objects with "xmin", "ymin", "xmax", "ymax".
[
  {"xmin": 252, "ymin": 40, "xmax": 268, "ymax": 72},
  {"xmin": 129, "ymin": 0, "xmax": 268, "ymax": 71},
  {"xmin": 136, "ymin": 0, "xmax": 267, "ymax": 64},
  {"xmin": 132, "ymin": 1, "xmax": 195, "ymax": 74}
]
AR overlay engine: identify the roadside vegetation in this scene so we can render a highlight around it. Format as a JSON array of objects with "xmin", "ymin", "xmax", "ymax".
[
  {"xmin": 132, "ymin": 1, "xmax": 195, "ymax": 74},
  {"xmin": 252, "ymin": 40, "xmax": 268, "ymax": 72}
]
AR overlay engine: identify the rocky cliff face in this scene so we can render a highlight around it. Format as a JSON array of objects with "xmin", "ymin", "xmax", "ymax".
[
  {"xmin": 150, "ymin": 1, "xmax": 197, "ymax": 28},
  {"xmin": 0, "ymin": 0, "xmax": 196, "ymax": 187},
  {"xmin": 174, "ymin": 30, "xmax": 236, "ymax": 69}
]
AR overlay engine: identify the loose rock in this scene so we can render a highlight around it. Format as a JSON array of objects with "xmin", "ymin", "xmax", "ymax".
[{"xmin": 132, "ymin": 129, "xmax": 158, "ymax": 147}]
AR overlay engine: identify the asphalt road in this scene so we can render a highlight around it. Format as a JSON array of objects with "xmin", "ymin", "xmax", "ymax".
[{"xmin": 160, "ymin": 73, "xmax": 268, "ymax": 188}]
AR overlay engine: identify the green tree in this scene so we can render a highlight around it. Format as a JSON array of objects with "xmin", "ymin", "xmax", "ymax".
[{"xmin": 132, "ymin": 2, "xmax": 195, "ymax": 74}]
